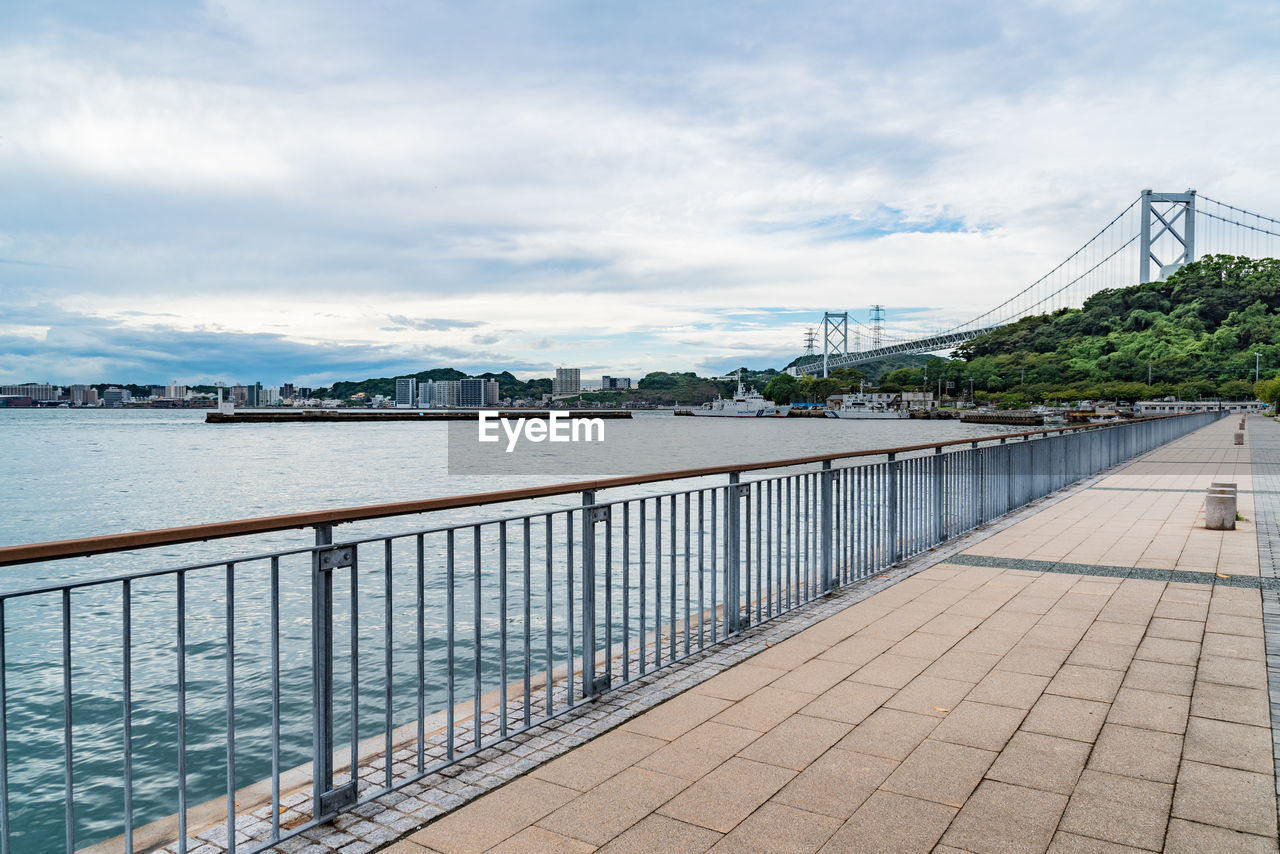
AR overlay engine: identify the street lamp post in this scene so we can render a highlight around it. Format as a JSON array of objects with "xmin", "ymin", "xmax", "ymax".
[{"xmin": 1255, "ymin": 352, "xmax": 1262, "ymax": 385}]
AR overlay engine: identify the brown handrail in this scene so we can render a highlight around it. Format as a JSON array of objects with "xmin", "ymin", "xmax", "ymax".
[{"xmin": 0, "ymin": 419, "xmax": 1161, "ymax": 568}]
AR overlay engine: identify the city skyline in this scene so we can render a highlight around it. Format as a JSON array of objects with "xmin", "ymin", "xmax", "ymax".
[{"xmin": 3, "ymin": 1, "xmax": 1280, "ymax": 386}]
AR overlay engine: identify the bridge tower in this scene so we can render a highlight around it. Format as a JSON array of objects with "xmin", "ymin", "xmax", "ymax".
[
  {"xmin": 822, "ymin": 312, "xmax": 848, "ymax": 377},
  {"xmin": 870, "ymin": 305, "xmax": 885, "ymax": 349},
  {"xmin": 1140, "ymin": 189, "xmax": 1196, "ymax": 282}
]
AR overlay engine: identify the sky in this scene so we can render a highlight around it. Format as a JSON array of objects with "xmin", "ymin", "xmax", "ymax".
[{"xmin": 2, "ymin": 0, "xmax": 1279, "ymax": 386}]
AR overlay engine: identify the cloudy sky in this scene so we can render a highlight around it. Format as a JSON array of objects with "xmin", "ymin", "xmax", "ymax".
[{"xmin": 2, "ymin": 0, "xmax": 1278, "ymax": 386}]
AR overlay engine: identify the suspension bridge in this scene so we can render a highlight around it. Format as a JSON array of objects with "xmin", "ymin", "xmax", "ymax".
[{"xmin": 790, "ymin": 189, "xmax": 1280, "ymax": 376}]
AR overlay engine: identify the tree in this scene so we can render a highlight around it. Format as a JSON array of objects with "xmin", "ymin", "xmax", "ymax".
[
  {"xmin": 1255, "ymin": 377, "xmax": 1280, "ymax": 411},
  {"xmin": 1218, "ymin": 379, "xmax": 1256, "ymax": 400},
  {"xmin": 763, "ymin": 374, "xmax": 799, "ymax": 404}
]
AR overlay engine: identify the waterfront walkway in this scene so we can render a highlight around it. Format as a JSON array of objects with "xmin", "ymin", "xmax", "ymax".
[{"xmin": 376, "ymin": 415, "xmax": 1276, "ymax": 854}]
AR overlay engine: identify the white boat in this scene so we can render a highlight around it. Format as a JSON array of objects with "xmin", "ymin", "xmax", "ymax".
[
  {"xmin": 825, "ymin": 394, "xmax": 908, "ymax": 420},
  {"xmin": 689, "ymin": 373, "xmax": 791, "ymax": 418}
]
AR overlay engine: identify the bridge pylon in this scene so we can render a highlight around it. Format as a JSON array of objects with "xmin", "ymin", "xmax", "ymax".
[
  {"xmin": 1140, "ymin": 189, "xmax": 1196, "ymax": 282},
  {"xmin": 822, "ymin": 312, "xmax": 847, "ymax": 377}
]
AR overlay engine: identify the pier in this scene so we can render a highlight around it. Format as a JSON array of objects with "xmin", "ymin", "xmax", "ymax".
[
  {"xmin": 2, "ymin": 411, "xmax": 1268, "ymax": 854},
  {"xmin": 374, "ymin": 414, "xmax": 1276, "ymax": 853}
]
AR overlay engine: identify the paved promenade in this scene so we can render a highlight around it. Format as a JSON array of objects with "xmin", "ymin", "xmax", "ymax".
[{"xmin": 381, "ymin": 415, "xmax": 1276, "ymax": 854}]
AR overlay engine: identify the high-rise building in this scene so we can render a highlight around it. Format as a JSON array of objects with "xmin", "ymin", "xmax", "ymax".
[
  {"xmin": 435, "ymin": 380, "xmax": 461, "ymax": 407},
  {"xmin": 459, "ymin": 378, "xmax": 485, "ymax": 407},
  {"xmin": 280, "ymin": 383, "xmax": 297, "ymax": 400},
  {"xmin": 485, "ymin": 378, "xmax": 499, "ymax": 406},
  {"xmin": 417, "ymin": 380, "xmax": 435, "ymax": 408},
  {"xmin": 601, "ymin": 376, "xmax": 631, "ymax": 390},
  {"xmin": 246, "ymin": 383, "xmax": 262, "ymax": 407},
  {"xmin": 553, "ymin": 368, "xmax": 581, "ymax": 395},
  {"xmin": 164, "ymin": 380, "xmax": 187, "ymax": 399},
  {"xmin": 264, "ymin": 387, "xmax": 281, "ymax": 406},
  {"xmin": 395, "ymin": 378, "xmax": 418, "ymax": 407}
]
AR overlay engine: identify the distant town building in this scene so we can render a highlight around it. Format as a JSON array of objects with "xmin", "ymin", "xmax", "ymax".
[
  {"xmin": 601, "ymin": 376, "xmax": 632, "ymax": 390},
  {"xmin": 553, "ymin": 368, "xmax": 581, "ymax": 395},
  {"xmin": 165, "ymin": 380, "xmax": 187, "ymax": 400},
  {"xmin": 280, "ymin": 383, "xmax": 297, "ymax": 400},
  {"xmin": 246, "ymin": 382, "xmax": 263, "ymax": 408},
  {"xmin": 103, "ymin": 387, "xmax": 132, "ymax": 407},
  {"xmin": 69, "ymin": 385, "xmax": 98, "ymax": 406},
  {"xmin": 0, "ymin": 383, "xmax": 58, "ymax": 401},
  {"xmin": 264, "ymin": 387, "xmax": 281, "ymax": 406},
  {"xmin": 417, "ymin": 380, "xmax": 435, "ymax": 408},
  {"xmin": 395, "ymin": 378, "xmax": 418, "ymax": 407}
]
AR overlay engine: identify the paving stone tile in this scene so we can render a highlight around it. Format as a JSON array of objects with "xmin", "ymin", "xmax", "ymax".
[
  {"xmin": 1082, "ymin": 621, "xmax": 1147, "ymax": 646},
  {"xmin": 1022, "ymin": 694, "xmax": 1110, "ymax": 743},
  {"xmin": 736, "ymin": 714, "xmax": 851, "ymax": 771},
  {"xmin": 747, "ymin": 639, "xmax": 830, "ymax": 670},
  {"xmin": 952, "ymin": 628, "xmax": 1027, "ymax": 656},
  {"xmin": 772, "ymin": 748, "xmax": 897, "ymax": 819},
  {"xmin": 1134, "ymin": 634, "xmax": 1201, "ymax": 665},
  {"xmin": 690, "ymin": 664, "xmax": 786, "ymax": 702},
  {"xmin": 636, "ymin": 721, "xmax": 761, "ymax": 781},
  {"xmin": 705, "ymin": 801, "xmax": 841, "ymax": 854},
  {"xmin": 531, "ymin": 730, "xmax": 666, "ymax": 791},
  {"xmin": 1181, "ymin": 716, "xmax": 1274, "ymax": 773},
  {"xmin": 710, "ymin": 686, "xmax": 815, "ymax": 732},
  {"xmin": 1154, "ymin": 600, "xmax": 1208, "ymax": 622},
  {"xmin": 1106, "ymin": 687, "xmax": 1190, "ymax": 734},
  {"xmin": 1201, "ymin": 631, "xmax": 1264, "ymax": 660},
  {"xmin": 883, "ymin": 675, "xmax": 974, "ymax": 718},
  {"xmin": 918, "ymin": 611, "xmax": 984, "ymax": 636},
  {"xmin": 836, "ymin": 707, "xmax": 939, "ymax": 761},
  {"xmin": 537, "ymin": 766, "xmax": 690, "ymax": 846},
  {"xmin": 1059, "ymin": 770, "xmax": 1173, "ymax": 850},
  {"xmin": 657, "ymin": 757, "xmax": 795, "ymax": 833},
  {"xmin": 407, "ymin": 777, "xmax": 579, "ymax": 854},
  {"xmin": 1171, "ymin": 760, "xmax": 1278, "ymax": 837},
  {"xmin": 922, "ymin": 650, "xmax": 1003, "ymax": 683},
  {"xmin": 986, "ymin": 731, "xmax": 1091, "ymax": 795},
  {"xmin": 995, "ymin": 642, "xmax": 1072, "ymax": 677},
  {"xmin": 1046, "ymin": 831, "xmax": 1148, "ymax": 853},
  {"xmin": 939, "ymin": 780, "xmax": 1068, "ymax": 854},
  {"xmin": 1204, "ymin": 612, "xmax": 1264, "ymax": 637},
  {"xmin": 965, "ymin": 669, "xmax": 1050, "ymax": 710},
  {"xmin": 1195, "ymin": 653, "xmax": 1269, "ymax": 688},
  {"xmin": 929, "ymin": 700, "xmax": 1026, "ymax": 751},
  {"xmin": 816, "ymin": 635, "xmax": 895, "ymax": 667},
  {"xmin": 799, "ymin": 680, "xmax": 895, "ymax": 725},
  {"xmin": 848, "ymin": 653, "xmax": 933, "ymax": 689},
  {"xmin": 1045, "ymin": 664, "xmax": 1125, "ymax": 702},
  {"xmin": 1189, "ymin": 681, "xmax": 1271, "ymax": 726},
  {"xmin": 594, "ymin": 814, "xmax": 721, "ymax": 854},
  {"xmin": 1066, "ymin": 640, "xmax": 1139, "ymax": 671},
  {"xmin": 1121, "ymin": 659, "xmax": 1196, "ymax": 696},
  {"xmin": 769, "ymin": 659, "xmax": 858, "ymax": 695},
  {"xmin": 1019, "ymin": 623, "xmax": 1087, "ymax": 650},
  {"xmin": 887, "ymin": 630, "xmax": 962, "ymax": 661},
  {"xmin": 880, "ymin": 739, "xmax": 996, "ymax": 807},
  {"xmin": 1146, "ymin": 617, "xmax": 1204, "ymax": 642},
  {"xmin": 485, "ymin": 826, "xmax": 595, "ymax": 854},
  {"xmin": 1086, "ymin": 723, "xmax": 1183, "ymax": 783},
  {"xmin": 621, "ymin": 692, "xmax": 735, "ymax": 741},
  {"xmin": 817, "ymin": 790, "xmax": 957, "ymax": 854},
  {"xmin": 1164, "ymin": 818, "xmax": 1278, "ymax": 854}
]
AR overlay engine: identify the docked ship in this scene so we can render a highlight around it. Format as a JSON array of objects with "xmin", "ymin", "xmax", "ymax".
[
  {"xmin": 825, "ymin": 393, "xmax": 908, "ymax": 420},
  {"xmin": 687, "ymin": 373, "xmax": 791, "ymax": 418}
]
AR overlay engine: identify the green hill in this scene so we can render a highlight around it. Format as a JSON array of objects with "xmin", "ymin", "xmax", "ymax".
[{"xmin": 920, "ymin": 254, "xmax": 1280, "ymax": 403}]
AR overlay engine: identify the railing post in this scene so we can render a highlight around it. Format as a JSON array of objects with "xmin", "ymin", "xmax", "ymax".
[
  {"xmin": 310, "ymin": 524, "xmax": 355, "ymax": 818},
  {"xmin": 933, "ymin": 446, "xmax": 945, "ymax": 544},
  {"xmin": 887, "ymin": 453, "xmax": 899, "ymax": 563},
  {"xmin": 581, "ymin": 490, "xmax": 600, "ymax": 698},
  {"xmin": 820, "ymin": 461, "xmax": 834, "ymax": 594},
  {"xmin": 726, "ymin": 473, "xmax": 741, "ymax": 634}
]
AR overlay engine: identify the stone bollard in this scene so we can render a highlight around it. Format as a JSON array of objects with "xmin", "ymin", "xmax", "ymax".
[
  {"xmin": 1206, "ymin": 485, "xmax": 1237, "ymax": 530},
  {"xmin": 1234, "ymin": 431, "xmax": 1244, "ymax": 445}
]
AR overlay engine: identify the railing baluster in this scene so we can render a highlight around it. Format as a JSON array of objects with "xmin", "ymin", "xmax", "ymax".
[
  {"xmin": 122, "ymin": 579, "xmax": 133, "ymax": 854},
  {"xmin": 270, "ymin": 557, "xmax": 281, "ymax": 841},
  {"xmin": 384, "ymin": 539, "xmax": 394, "ymax": 788},
  {"xmin": 522, "ymin": 520, "xmax": 532, "ymax": 728},
  {"xmin": 544, "ymin": 516, "xmax": 553, "ymax": 716},
  {"xmin": 639, "ymin": 499, "xmax": 647, "ymax": 675},
  {"xmin": 176, "ymin": 573, "xmax": 187, "ymax": 854},
  {"xmin": 446, "ymin": 530, "xmax": 455, "ymax": 759},
  {"xmin": 499, "ymin": 521, "xmax": 509, "ymax": 738},
  {"xmin": 473, "ymin": 526, "xmax": 483, "ymax": 748},
  {"xmin": 62, "ymin": 588, "xmax": 74, "ymax": 854},
  {"xmin": 622, "ymin": 503, "xmax": 630, "ymax": 681},
  {"xmin": 224, "ymin": 564, "xmax": 235, "ymax": 854},
  {"xmin": 0, "ymin": 600, "xmax": 8, "ymax": 854},
  {"xmin": 416, "ymin": 535, "xmax": 425, "ymax": 774}
]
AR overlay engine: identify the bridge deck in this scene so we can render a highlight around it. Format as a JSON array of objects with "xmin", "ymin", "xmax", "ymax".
[{"xmin": 352, "ymin": 417, "xmax": 1276, "ymax": 854}]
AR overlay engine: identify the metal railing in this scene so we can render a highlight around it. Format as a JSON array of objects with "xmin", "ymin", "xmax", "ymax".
[{"xmin": 0, "ymin": 411, "xmax": 1222, "ymax": 853}]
